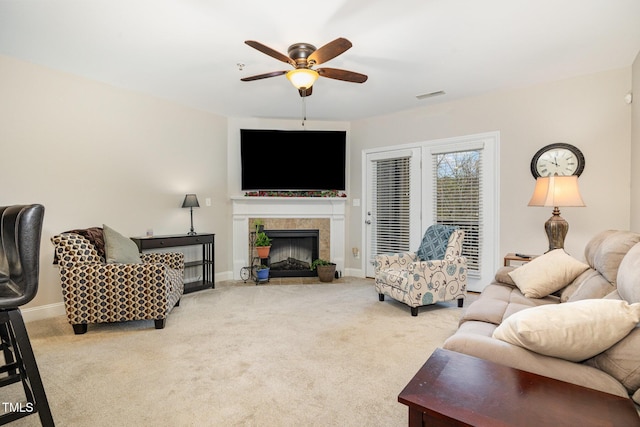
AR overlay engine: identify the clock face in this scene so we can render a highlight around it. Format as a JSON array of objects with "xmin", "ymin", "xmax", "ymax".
[{"xmin": 531, "ymin": 143, "xmax": 585, "ymax": 178}]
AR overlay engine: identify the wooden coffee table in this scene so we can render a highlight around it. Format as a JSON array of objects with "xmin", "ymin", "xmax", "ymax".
[{"xmin": 398, "ymin": 348, "xmax": 640, "ymax": 427}]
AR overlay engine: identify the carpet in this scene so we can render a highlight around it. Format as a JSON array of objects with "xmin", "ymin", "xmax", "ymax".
[{"xmin": 6, "ymin": 278, "xmax": 470, "ymax": 426}]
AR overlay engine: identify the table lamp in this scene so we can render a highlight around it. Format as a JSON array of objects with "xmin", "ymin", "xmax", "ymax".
[
  {"xmin": 528, "ymin": 175, "xmax": 585, "ymax": 252},
  {"xmin": 182, "ymin": 194, "xmax": 200, "ymax": 235}
]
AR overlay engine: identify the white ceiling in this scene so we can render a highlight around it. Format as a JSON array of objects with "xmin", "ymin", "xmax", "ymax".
[{"xmin": 1, "ymin": 0, "xmax": 639, "ymax": 121}]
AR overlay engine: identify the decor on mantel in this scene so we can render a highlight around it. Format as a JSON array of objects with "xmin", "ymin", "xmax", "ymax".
[
  {"xmin": 311, "ymin": 259, "xmax": 337, "ymax": 282},
  {"xmin": 528, "ymin": 175, "xmax": 585, "ymax": 252},
  {"xmin": 244, "ymin": 190, "xmax": 346, "ymax": 198},
  {"xmin": 182, "ymin": 194, "xmax": 200, "ymax": 235}
]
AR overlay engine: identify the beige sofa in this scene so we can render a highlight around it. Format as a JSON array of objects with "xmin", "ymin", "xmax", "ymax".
[{"xmin": 443, "ymin": 230, "xmax": 640, "ymax": 410}]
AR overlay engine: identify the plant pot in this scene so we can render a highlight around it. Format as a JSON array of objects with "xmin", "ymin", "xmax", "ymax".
[
  {"xmin": 256, "ymin": 268, "xmax": 269, "ymax": 281},
  {"xmin": 256, "ymin": 246, "xmax": 271, "ymax": 259},
  {"xmin": 316, "ymin": 264, "xmax": 336, "ymax": 282}
]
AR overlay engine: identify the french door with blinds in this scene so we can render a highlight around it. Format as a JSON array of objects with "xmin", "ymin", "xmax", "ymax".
[
  {"xmin": 364, "ymin": 132, "xmax": 498, "ymax": 291},
  {"xmin": 364, "ymin": 148, "xmax": 421, "ymax": 277}
]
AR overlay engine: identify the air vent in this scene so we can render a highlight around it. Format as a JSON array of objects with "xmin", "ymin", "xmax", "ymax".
[{"xmin": 416, "ymin": 90, "xmax": 446, "ymax": 100}]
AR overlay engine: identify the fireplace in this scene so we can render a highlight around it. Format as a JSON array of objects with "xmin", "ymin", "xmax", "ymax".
[
  {"xmin": 231, "ymin": 196, "xmax": 346, "ymax": 281},
  {"xmin": 264, "ymin": 229, "xmax": 319, "ymax": 277}
]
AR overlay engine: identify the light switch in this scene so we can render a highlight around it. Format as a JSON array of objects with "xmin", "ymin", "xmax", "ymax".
[{"xmin": 205, "ymin": 198, "xmax": 211, "ymax": 207}]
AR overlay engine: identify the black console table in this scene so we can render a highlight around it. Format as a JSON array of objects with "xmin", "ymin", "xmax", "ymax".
[{"xmin": 131, "ymin": 233, "xmax": 215, "ymax": 294}]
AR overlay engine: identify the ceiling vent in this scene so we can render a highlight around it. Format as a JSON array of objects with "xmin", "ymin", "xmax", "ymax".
[{"xmin": 416, "ymin": 91, "xmax": 446, "ymax": 100}]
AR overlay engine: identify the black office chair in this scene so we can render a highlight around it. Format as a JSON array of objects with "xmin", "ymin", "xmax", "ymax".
[{"xmin": 0, "ymin": 204, "xmax": 54, "ymax": 426}]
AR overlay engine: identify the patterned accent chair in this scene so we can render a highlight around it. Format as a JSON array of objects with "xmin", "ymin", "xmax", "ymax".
[
  {"xmin": 51, "ymin": 232, "xmax": 184, "ymax": 334},
  {"xmin": 375, "ymin": 225, "xmax": 467, "ymax": 316}
]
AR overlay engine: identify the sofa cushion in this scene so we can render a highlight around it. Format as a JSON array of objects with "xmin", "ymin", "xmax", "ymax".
[
  {"xmin": 459, "ymin": 283, "xmax": 558, "ymax": 326},
  {"xmin": 51, "ymin": 233, "xmax": 102, "ymax": 267},
  {"xmin": 492, "ymin": 299, "xmax": 640, "ymax": 362},
  {"xmin": 616, "ymin": 242, "xmax": 640, "ymax": 304},
  {"xmin": 584, "ymin": 326, "xmax": 640, "ymax": 395},
  {"xmin": 494, "ymin": 266, "xmax": 516, "ymax": 286},
  {"xmin": 560, "ymin": 269, "xmax": 615, "ymax": 302},
  {"xmin": 583, "ymin": 230, "xmax": 618, "ymax": 268},
  {"xmin": 507, "ymin": 249, "xmax": 589, "ymax": 298},
  {"xmin": 588, "ymin": 230, "xmax": 640, "ymax": 285},
  {"xmin": 103, "ymin": 224, "xmax": 142, "ymax": 264},
  {"xmin": 416, "ymin": 225, "xmax": 456, "ymax": 261}
]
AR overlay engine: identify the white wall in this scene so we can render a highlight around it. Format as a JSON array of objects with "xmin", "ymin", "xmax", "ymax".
[
  {"xmin": 348, "ymin": 67, "xmax": 633, "ymax": 276},
  {"xmin": 631, "ymin": 51, "xmax": 640, "ymax": 229},
  {"xmin": 0, "ymin": 55, "xmax": 229, "ymax": 313}
]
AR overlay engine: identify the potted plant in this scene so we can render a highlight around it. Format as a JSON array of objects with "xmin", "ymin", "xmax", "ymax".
[
  {"xmin": 254, "ymin": 231, "xmax": 272, "ymax": 259},
  {"xmin": 256, "ymin": 264, "xmax": 270, "ymax": 281},
  {"xmin": 311, "ymin": 259, "xmax": 337, "ymax": 282}
]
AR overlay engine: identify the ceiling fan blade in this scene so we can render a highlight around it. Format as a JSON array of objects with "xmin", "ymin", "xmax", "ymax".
[
  {"xmin": 298, "ymin": 86, "xmax": 313, "ymax": 97},
  {"xmin": 308, "ymin": 38, "xmax": 352, "ymax": 65},
  {"xmin": 240, "ymin": 70, "xmax": 287, "ymax": 82},
  {"xmin": 317, "ymin": 67, "xmax": 368, "ymax": 83},
  {"xmin": 244, "ymin": 40, "xmax": 296, "ymax": 66}
]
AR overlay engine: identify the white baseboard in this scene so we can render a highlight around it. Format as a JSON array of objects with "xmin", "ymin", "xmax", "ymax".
[
  {"xmin": 215, "ymin": 271, "xmax": 234, "ymax": 282},
  {"xmin": 343, "ymin": 268, "xmax": 367, "ymax": 278},
  {"xmin": 22, "ymin": 302, "xmax": 66, "ymax": 323}
]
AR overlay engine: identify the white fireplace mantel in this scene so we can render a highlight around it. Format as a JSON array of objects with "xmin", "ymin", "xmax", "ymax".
[{"xmin": 231, "ymin": 197, "xmax": 347, "ymax": 280}]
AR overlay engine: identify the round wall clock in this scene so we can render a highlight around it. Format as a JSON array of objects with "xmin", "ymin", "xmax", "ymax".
[{"xmin": 530, "ymin": 143, "xmax": 585, "ymax": 178}]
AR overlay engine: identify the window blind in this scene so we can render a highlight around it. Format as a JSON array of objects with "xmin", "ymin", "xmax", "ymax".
[
  {"xmin": 432, "ymin": 150, "xmax": 483, "ymax": 274},
  {"xmin": 371, "ymin": 156, "xmax": 412, "ymax": 255}
]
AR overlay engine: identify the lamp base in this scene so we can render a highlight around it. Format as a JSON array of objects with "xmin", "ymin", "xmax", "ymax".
[
  {"xmin": 544, "ymin": 207, "xmax": 568, "ymax": 252},
  {"xmin": 187, "ymin": 207, "xmax": 197, "ymax": 236}
]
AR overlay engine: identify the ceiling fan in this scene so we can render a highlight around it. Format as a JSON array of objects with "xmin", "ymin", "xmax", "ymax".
[{"xmin": 240, "ymin": 37, "xmax": 368, "ymax": 97}]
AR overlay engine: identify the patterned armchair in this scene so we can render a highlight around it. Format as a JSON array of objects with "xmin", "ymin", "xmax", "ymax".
[
  {"xmin": 375, "ymin": 225, "xmax": 467, "ymax": 316},
  {"xmin": 51, "ymin": 231, "xmax": 184, "ymax": 334}
]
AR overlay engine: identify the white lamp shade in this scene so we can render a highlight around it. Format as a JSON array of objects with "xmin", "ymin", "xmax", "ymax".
[
  {"xmin": 286, "ymin": 68, "xmax": 319, "ymax": 89},
  {"xmin": 528, "ymin": 176, "xmax": 585, "ymax": 207}
]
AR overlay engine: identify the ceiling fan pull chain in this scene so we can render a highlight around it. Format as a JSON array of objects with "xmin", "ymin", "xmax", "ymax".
[{"xmin": 301, "ymin": 97, "xmax": 307, "ymax": 127}]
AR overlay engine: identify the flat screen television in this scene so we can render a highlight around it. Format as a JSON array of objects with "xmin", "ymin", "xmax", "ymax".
[{"xmin": 240, "ymin": 129, "xmax": 346, "ymax": 191}]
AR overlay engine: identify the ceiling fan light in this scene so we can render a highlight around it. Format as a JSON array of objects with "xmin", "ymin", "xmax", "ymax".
[{"xmin": 286, "ymin": 69, "xmax": 319, "ymax": 89}]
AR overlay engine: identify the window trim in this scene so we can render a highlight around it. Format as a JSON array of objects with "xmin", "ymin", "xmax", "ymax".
[{"xmin": 422, "ymin": 132, "xmax": 499, "ymax": 291}]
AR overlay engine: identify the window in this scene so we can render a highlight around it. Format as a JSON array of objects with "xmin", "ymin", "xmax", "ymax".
[{"xmin": 433, "ymin": 149, "xmax": 482, "ymax": 275}]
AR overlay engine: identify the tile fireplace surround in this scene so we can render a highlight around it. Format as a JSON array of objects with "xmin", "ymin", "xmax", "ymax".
[{"xmin": 231, "ymin": 197, "xmax": 346, "ymax": 280}]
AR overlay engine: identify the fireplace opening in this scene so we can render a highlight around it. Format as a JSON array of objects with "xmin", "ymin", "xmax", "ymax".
[{"xmin": 264, "ymin": 229, "xmax": 319, "ymax": 277}]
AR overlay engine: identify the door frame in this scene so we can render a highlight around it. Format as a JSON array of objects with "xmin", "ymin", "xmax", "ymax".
[
  {"xmin": 363, "ymin": 147, "xmax": 422, "ymax": 278},
  {"xmin": 360, "ymin": 131, "xmax": 499, "ymax": 292}
]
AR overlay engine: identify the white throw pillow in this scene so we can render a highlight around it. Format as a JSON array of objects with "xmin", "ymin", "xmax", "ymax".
[
  {"xmin": 492, "ymin": 299, "xmax": 640, "ymax": 362},
  {"xmin": 508, "ymin": 249, "xmax": 589, "ymax": 298}
]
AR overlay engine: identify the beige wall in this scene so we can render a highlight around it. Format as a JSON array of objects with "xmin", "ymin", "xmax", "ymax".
[
  {"xmin": 348, "ymin": 67, "xmax": 633, "ymax": 272},
  {"xmin": 0, "ymin": 55, "xmax": 229, "ymax": 311},
  {"xmin": 631, "ymin": 51, "xmax": 640, "ymax": 229}
]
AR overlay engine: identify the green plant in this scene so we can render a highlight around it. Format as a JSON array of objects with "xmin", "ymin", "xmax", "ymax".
[
  {"xmin": 254, "ymin": 231, "xmax": 272, "ymax": 247},
  {"xmin": 257, "ymin": 264, "xmax": 269, "ymax": 271},
  {"xmin": 310, "ymin": 259, "xmax": 332, "ymax": 270},
  {"xmin": 253, "ymin": 219, "xmax": 264, "ymax": 232}
]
